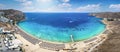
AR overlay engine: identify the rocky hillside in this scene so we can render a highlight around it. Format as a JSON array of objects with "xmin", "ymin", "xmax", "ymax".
[
  {"xmin": 90, "ymin": 12, "xmax": 120, "ymax": 18},
  {"xmin": 91, "ymin": 12, "xmax": 120, "ymax": 52},
  {"xmin": 0, "ymin": 9, "xmax": 25, "ymax": 22}
]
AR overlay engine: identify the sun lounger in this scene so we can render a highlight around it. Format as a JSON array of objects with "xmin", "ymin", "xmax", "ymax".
[
  {"xmin": 4, "ymin": 41, "xmax": 7, "ymax": 44},
  {"xmin": 39, "ymin": 42, "xmax": 65, "ymax": 51},
  {"xmin": 5, "ymin": 44, "xmax": 8, "ymax": 47}
]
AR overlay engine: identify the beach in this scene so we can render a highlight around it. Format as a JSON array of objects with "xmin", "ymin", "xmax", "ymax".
[
  {"xmin": 18, "ymin": 13, "xmax": 105, "ymax": 43},
  {"xmin": 11, "ymin": 13, "xmax": 108, "ymax": 52},
  {"xmin": 15, "ymin": 25, "xmax": 66, "ymax": 52},
  {"xmin": 13, "ymin": 22, "xmax": 108, "ymax": 52},
  {"xmin": 0, "ymin": 12, "xmax": 107, "ymax": 52},
  {"xmin": 0, "ymin": 9, "xmax": 119, "ymax": 52},
  {"xmin": 15, "ymin": 26, "xmax": 58, "ymax": 52}
]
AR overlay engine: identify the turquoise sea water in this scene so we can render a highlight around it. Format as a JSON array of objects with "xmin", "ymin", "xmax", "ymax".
[{"xmin": 18, "ymin": 13, "xmax": 105, "ymax": 43}]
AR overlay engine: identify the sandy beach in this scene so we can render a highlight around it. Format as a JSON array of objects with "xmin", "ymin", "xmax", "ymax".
[
  {"xmin": 13, "ymin": 22, "xmax": 108, "ymax": 52},
  {"xmin": 15, "ymin": 25, "xmax": 66, "ymax": 52},
  {"xmin": 15, "ymin": 33, "xmax": 57, "ymax": 52}
]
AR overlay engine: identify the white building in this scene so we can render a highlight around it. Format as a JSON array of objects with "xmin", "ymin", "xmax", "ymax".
[
  {"xmin": 0, "ymin": 16, "xmax": 9, "ymax": 22},
  {"xmin": 0, "ymin": 27, "xmax": 3, "ymax": 33}
]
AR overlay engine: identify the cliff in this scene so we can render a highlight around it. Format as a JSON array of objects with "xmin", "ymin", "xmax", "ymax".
[{"xmin": 0, "ymin": 9, "xmax": 25, "ymax": 22}]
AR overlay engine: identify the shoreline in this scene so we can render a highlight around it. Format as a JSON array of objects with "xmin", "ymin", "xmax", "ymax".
[
  {"xmin": 1, "ymin": 9, "xmax": 118, "ymax": 52},
  {"xmin": 15, "ymin": 24, "xmax": 67, "ymax": 52},
  {"xmin": 15, "ymin": 24, "xmax": 66, "ymax": 44},
  {"xmin": 16, "ymin": 22, "xmax": 106, "ymax": 44},
  {"xmin": 87, "ymin": 20, "xmax": 108, "ymax": 52},
  {"xmin": 15, "ymin": 24, "xmax": 40, "ymax": 45},
  {"xmin": 15, "ymin": 22, "xmax": 107, "ymax": 52},
  {"xmin": 14, "ymin": 14, "xmax": 108, "ymax": 52},
  {"xmin": 14, "ymin": 28, "xmax": 55, "ymax": 52}
]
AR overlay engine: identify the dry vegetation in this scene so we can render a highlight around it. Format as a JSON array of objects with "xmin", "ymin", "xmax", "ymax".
[
  {"xmin": 0, "ymin": 9, "xmax": 25, "ymax": 22},
  {"xmin": 91, "ymin": 13, "xmax": 120, "ymax": 52}
]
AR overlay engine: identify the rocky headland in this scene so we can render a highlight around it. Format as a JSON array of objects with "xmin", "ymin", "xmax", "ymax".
[
  {"xmin": 0, "ymin": 9, "xmax": 25, "ymax": 30},
  {"xmin": 0, "ymin": 9, "xmax": 25, "ymax": 22},
  {"xmin": 91, "ymin": 12, "xmax": 120, "ymax": 52},
  {"xmin": 0, "ymin": 9, "xmax": 25, "ymax": 52}
]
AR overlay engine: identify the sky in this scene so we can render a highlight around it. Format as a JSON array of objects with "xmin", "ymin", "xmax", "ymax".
[{"xmin": 0, "ymin": 0, "xmax": 120, "ymax": 12}]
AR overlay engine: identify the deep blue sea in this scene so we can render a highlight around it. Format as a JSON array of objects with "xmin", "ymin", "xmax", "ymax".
[{"xmin": 18, "ymin": 13, "xmax": 105, "ymax": 43}]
